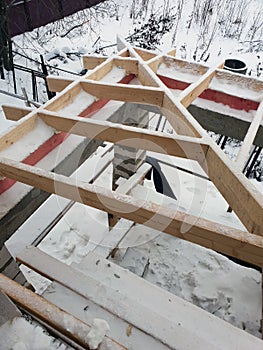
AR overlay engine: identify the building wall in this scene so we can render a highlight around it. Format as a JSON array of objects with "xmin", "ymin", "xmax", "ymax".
[{"xmin": 6, "ymin": 0, "xmax": 106, "ymax": 37}]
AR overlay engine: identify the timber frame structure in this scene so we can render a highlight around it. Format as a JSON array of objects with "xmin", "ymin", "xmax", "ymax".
[{"xmin": 0, "ymin": 37, "xmax": 263, "ymax": 349}]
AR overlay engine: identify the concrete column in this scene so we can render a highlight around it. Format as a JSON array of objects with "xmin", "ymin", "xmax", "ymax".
[{"xmin": 109, "ymin": 103, "xmax": 149, "ymax": 189}]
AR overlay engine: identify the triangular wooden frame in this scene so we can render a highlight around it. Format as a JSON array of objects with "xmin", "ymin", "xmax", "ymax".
[{"xmin": 0, "ymin": 38, "xmax": 262, "ymax": 266}]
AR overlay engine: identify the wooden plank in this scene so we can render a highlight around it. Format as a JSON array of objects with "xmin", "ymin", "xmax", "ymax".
[
  {"xmin": 147, "ymin": 56, "xmax": 163, "ymax": 73},
  {"xmin": 43, "ymin": 281, "xmax": 170, "ymax": 350},
  {"xmin": 44, "ymin": 81, "xmax": 81, "ymax": 112},
  {"xmin": 133, "ymin": 47, "xmax": 157, "ymax": 61},
  {"xmin": 82, "ymin": 55, "xmax": 107, "ymax": 69},
  {"xmin": 17, "ymin": 247, "xmax": 263, "ymax": 350},
  {"xmin": 206, "ymin": 143, "xmax": 263, "ymax": 236},
  {"xmin": 2, "ymin": 105, "xmax": 34, "ymax": 121},
  {"xmin": 83, "ymin": 58, "xmax": 114, "ymax": 81},
  {"xmin": 116, "ymin": 163, "xmax": 152, "ymax": 195},
  {"xmin": 161, "ymin": 94, "xmax": 204, "ymax": 137},
  {"xmin": 38, "ymin": 110, "xmax": 208, "ymax": 162},
  {"xmin": 0, "ymin": 114, "xmax": 37, "ymax": 152},
  {"xmin": 235, "ymin": 100, "xmax": 263, "ymax": 170},
  {"xmin": 0, "ymin": 273, "xmax": 126, "ymax": 350},
  {"xmin": 179, "ymin": 61, "xmax": 225, "ymax": 108},
  {"xmin": 166, "ymin": 48, "xmax": 176, "ymax": 57},
  {"xmin": 47, "ymin": 76, "xmax": 75, "ymax": 92},
  {"xmin": 80, "ymin": 80, "xmax": 164, "ymax": 106},
  {"xmin": 113, "ymin": 57, "xmax": 139, "ymax": 75},
  {"xmin": 1, "ymin": 158, "xmax": 263, "ymax": 265}
]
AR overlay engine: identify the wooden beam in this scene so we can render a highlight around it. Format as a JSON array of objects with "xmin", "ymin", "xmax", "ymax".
[
  {"xmin": 82, "ymin": 55, "xmax": 107, "ymax": 69},
  {"xmin": 179, "ymin": 61, "xmax": 225, "ymax": 108},
  {"xmin": 83, "ymin": 58, "xmax": 114, "ymax": 81},
  {"xmin": 47, "ymin": 76, "xmax": 75, "ymax": 93},
  {"xmin": 113, "ymin": 57, "xmax": 139, "ymax": 75},
  {"xmin": 2, "ymin": 105, "xmax": 34, "ymax": 121},
  {"xmin": 38, "ymin": 110, "xmax": 208, "ymax": 162},
  {"xmin": 166, "ymin": 48, "xmax": 176, "ymax": 57},
  {"xmin": 133, "ymin": 47, "xmax": 157, "ymax": 61},
  {"xmin": 0, "ymin": 274, "xmax": 126, "ymax": 349},
  {"xmin": 206, "ymin": 143, "xmax": 263, "ymax": 236},
  {"xmin": 80, "ymin": 80, "xmax": 164, "ymax": 106},
  {"xmin": 44, "ymin": 82, "xmax": 81, "ymax": 112},
  {"xmin": 0, "ymin": 158, "xmax": 263, "ymax": 266},
  {"xmin": 0, "ymin": 114, "xmax": 37, "ymax": 152},
  {"xmin": 235, "ymin": 100, "xmax": 263, "ymax": 171},
  {"xmin": 146, "ymin": 56, "xmax": 163, "ymax": 73}
]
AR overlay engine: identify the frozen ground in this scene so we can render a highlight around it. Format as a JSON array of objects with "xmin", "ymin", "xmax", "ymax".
[{"xmin": 0, "ymin": 0, "xmax": 263, "ymax": 347}]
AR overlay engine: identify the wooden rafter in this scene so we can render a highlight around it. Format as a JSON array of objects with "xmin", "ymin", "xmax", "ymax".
[{"xmin": 0, "ymin": 157, "xmax": 263, "ymax": 266}]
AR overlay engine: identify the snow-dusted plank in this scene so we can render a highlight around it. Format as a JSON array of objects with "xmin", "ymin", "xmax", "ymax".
[
  {"xmin": 17, "ymin": 247, "xmax": 263, "ymax": 350},
  {"xmin": 38, "ymin": 109, "xmax": 208, "ymax": 161},
  {"xmin": 0, "ymin": 273, "xmax": 125, "ymax": 350},
  {"xmin": 0, "ymin": 114, "xmax": 37, "ymax": 152},
  {"xmin": 1, "ymin": 157, "xmax": 263, "ymax": 266},
  {"xmin": 43, "ymin": 282, "xmax": 170, "ymax": 350},
  {"xmin": 80, "ymin": 79, "xmax": 164, "ymax": 106},
  {"xmin": 2, "ymin": 105, "xmax": 34, "ymax": 121},
  {"xmin": 179, "ymin": 61, "xmax": 225, "ymax": 108},
  {"xmin": 235, "ymin": 100, "xmax": 263, "ymax": 171}
]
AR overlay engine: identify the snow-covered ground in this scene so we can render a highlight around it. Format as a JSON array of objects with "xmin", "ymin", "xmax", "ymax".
[{"xmin": 0, "ymin": 0, "xmax": 263, "ymax": 347}]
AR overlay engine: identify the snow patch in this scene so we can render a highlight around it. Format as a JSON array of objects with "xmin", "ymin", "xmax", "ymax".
[{"xmin": 86, "ymin": 318, "xmax": 110, "ymax": 350}]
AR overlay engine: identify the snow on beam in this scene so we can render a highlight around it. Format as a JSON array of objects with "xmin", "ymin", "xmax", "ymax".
[
  {"xmin": 0, "ymin": 158, "xmax": 263, "ymax": 266},
  {"xmin": 0, "ymin": 114, "xmax": 37, "ymax": 152},
  {"xmin": 37, "ymin": 110, "xmax": 208, "ymax": 162},
  {"xmin": 0, "ymin": 274, "xmax": 126, "ymax": 349}
]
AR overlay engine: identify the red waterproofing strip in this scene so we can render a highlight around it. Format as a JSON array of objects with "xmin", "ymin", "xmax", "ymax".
[
  {"xmin": 158, "ymin": 75, "xmax": 259, "ymax": 112},
  {"xmin": 0, "ymin": 74, "xmax": 135, "ymax": 194}
]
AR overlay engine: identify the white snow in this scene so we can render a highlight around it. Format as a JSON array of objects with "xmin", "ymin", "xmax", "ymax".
[
  {"xmin": 56, "ymin": 89, "xmax": 95, "ymax": 116},
  {"xmin": 0, "ymin": 317, "xmax": 69, "ymax": 350},
  {"xmin": 86, "ymin": 318, "xmax": 110, "ymax": 349},
  {"xmin": 0, "ymin": 118, "xmax": 55, "ymax": 161}
]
